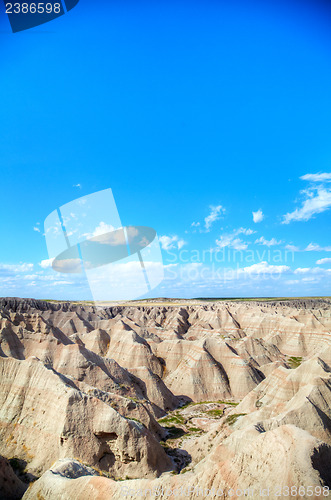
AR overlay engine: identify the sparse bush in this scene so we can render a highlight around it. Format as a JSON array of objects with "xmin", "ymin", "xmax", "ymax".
[
  {"xmin": 226, "ymin": 413, "xmax": 247, "ymax": 425},
  {"xmin": 288, "ymin": 356, "xmax": 303, "ymax": 369},
  {"xmin": 206, "ymin": 409, "xmax": 223, "ymax": 417},
  {"xmin": 159, "ymin": 414, "xmax": 185, "ymax": 425}
]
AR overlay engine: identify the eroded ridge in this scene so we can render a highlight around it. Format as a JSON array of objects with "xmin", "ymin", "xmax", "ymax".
[{"xmin": 0, "ymin": 297, "xmax": 330, "ymax": 499}]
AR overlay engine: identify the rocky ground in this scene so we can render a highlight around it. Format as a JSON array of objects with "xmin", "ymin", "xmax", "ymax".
[{"xmin": 0, "ymin": 296, "xmax": 330, "ymax": 499}]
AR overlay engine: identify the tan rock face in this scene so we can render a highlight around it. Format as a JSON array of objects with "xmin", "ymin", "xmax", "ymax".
[
  {"xmin": 0, "ymin": 297, "xmax": 330, "ymax": 498},
  {"xmin": 0, "ymin": 356, "xmax": 171, "ymax": 479}
]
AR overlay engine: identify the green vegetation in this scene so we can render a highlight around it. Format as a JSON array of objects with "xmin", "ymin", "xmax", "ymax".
[
  {"xmin": 180, "ymin": 467, "xmax": 192, "ymax": 474},
  {"xmin": 206, "ymin": 409, "xmax": 223, "ymax": 417},
  {"xmin": 288, "ymin": 356, "xmax": 303, "ymax": 369},
  {"xmin": 126, "ymin": 396, "xmax": 139, "ymax": 402},
  {"xmin": 218, "ymin": 400, "xmax": 239, "ymax": 406},
  {"xmin": 226, "ymin": 413, "xmax": 247, "ymax": 425},
  {"xmin": 179, "ymin": 399, "xmax": 239, "ymax": 409},
  {"xmin": 159, "ymin": 414, "xmax": 185, "ymax": 425}
]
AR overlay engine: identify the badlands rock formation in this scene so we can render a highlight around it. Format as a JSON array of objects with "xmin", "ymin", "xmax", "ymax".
[{"xmin": 0, "ymin": 297, "xmax": 330, "ymax": 499}]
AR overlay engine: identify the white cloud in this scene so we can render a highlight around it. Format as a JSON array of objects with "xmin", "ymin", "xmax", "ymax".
[
  {"xmin": 159, "ymin": 235, "xmax": 186, "ymax": 251},
  {"xmin": 191, "ymin": 222, "xmax": 200, "ymax": 227},
  {"xmin": 294, "ymin": 268, "xmax": 311, "ymax": 274},
  {"xmin": 294, "ymin": 267, "xmax": 331, "ymax": 275},
  {"xmin": 52, "ymin": 281, "xmax": 74, "ymax": 286},
  {"xmin": 0, "ymin": 263, "xmax": 34, "ymax": 273},
  {"xmin": 216, "ymin": 227, "xmax": 255, "ymax": 251},
  {"xmin": 305, "ymin": 242, "xmax": 331, "ymax": 252},
  {"xmin": 73, "ymin": 183, "xmax": 82, "ymax": 188},
  {"xmin": 92, "ymin": 221, "xmax": 115, "ymax": 237},
  {"xmin": 238, "ymin": 261, "xmax": 290, "ymax": 275},
  {"xmin": 252, "ymin": 209, "xmax": 264, "ymax": 223},
  {"xmin": 255, "ymin": 236, "xmax": 282, "ymax": 247},
  {"xmin": 316, "ymin": 257, "xmax": 331, "ymax": 265},
  {"xmin": 53, "ymin": 258, "xmax": 83, "ymax": 273},
  {"xmin": 81, "ymin": 222, "xmax": 116, "ymax": 242},
  {"xmin": 216, "ymin": 235, "xmax": 248, "ymax": 250},
  {"xmin": 39, "ymin": 258, "xmax": 55, "ymax": 269},
  {"xmin": 285, "ymin": 244, "xmax": 300, "ymax": 252},
  {"xmin": 283, "ymin": 173, "xmax": 331, "ymax": 223},
  {"xmin": 300, "ymin": 172, "xmax": 331, "ymax": 183},
  {"xmin": 33, "ymin": 226, "xmax": 41, "ymax": 233},
  {"xmin": 204, "ymin": 205, "xmax": 225, "ymax": 231},
  {"xmin": 240, "ymin": 228, "xmax": 256, "ymax": 235}
]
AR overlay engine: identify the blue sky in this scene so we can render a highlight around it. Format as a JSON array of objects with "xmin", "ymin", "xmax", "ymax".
[{"xmin": 0, "ymin": 0, "xmax": 331, "ymax": 299}]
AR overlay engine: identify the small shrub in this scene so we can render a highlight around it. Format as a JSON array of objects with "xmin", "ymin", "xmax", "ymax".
[
  {"xmin": 218, "ymin": 400, "xmax": 239, "ymax": 406},
  {"xmin": 159, "ymin": 414, "xmax": 185, "ymax": 425},
  {"xmin": 206, "ymin": 409, "xmax": 223, "ymax": 417},
  {"xmin": 226, "ymin": 413, "xmax": 247, "ymax": 426},
  {"xmin": 288, "ymin": 356, "xmax": 303, "ymax": 369}
]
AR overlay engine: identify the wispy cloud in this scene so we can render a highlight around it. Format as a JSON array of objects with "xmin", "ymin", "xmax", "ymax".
[
  {"xmin": 305, "ymin": 242, "xmax": 331, "ymax": 252},
  {"xmin": 285, "ymin": 244, "xmax": 300, "ymax": 252},
  {"xmin": 159, "ymin": 235, "xmax": 186, "ymax": 251},
  {"xmin": 216, "ymin": 227, "xmax": 255, "ymax": 251},
  {"xmin": 294, "ymin": 267, "xmax": 331, "ymax": 276},
  {"xmin": 300, "ymin": 172, "xmax": 331, "ymax": 182},
  {"xmin": 316, "ymin": 257, "xmax": 331, "ymax": 265},
  {"xmin": 252, "ymin": 209, "xmax": 264, "ymax": 223},
  {"xmin": 255, "ymin": 236, "xmax": 282, "ymax": 247},
  {"xmin": 0, "ymin": 263, "xmax": 34, "ymax": 273},
  {"xmin": 33, "ymin": 226, "xmax": 41, "ymax": 233},
  {"xmin": 204, "ymin": 205, "xmax": 225, "ymax": 231},
  {"xmin": 73, "ymin": 183, "xmax": 82, "ymax": 188},
  {"xmin": 283, "ymin": 173, "xmax": 331, "ymax": 223}
]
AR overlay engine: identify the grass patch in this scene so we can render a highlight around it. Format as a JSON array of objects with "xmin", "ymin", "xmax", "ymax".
[
  {"xmin": 206, "ymin": 409, "xmax": 224, "ymax": 417},
  {"xmin": 159, "ymin": 414, "xmax": 185, "ymax": 425},
  {"xmin": 126, "ymin": 396, "xmax": 139, "ymax": 402},
  {"xmin": 288, "ymin": 356, "xmax": 303, "ymax": 369},
  {"xmin": 179, "ymin": 400, "xmax": 238, "ymax": 409},
  {"xmin": 218, "ymin": 400, "xmax": 239, "ymax": 406},
  {"xmin": 225, "ymin": 413, "xmax": 247, "ymax": 426}
]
